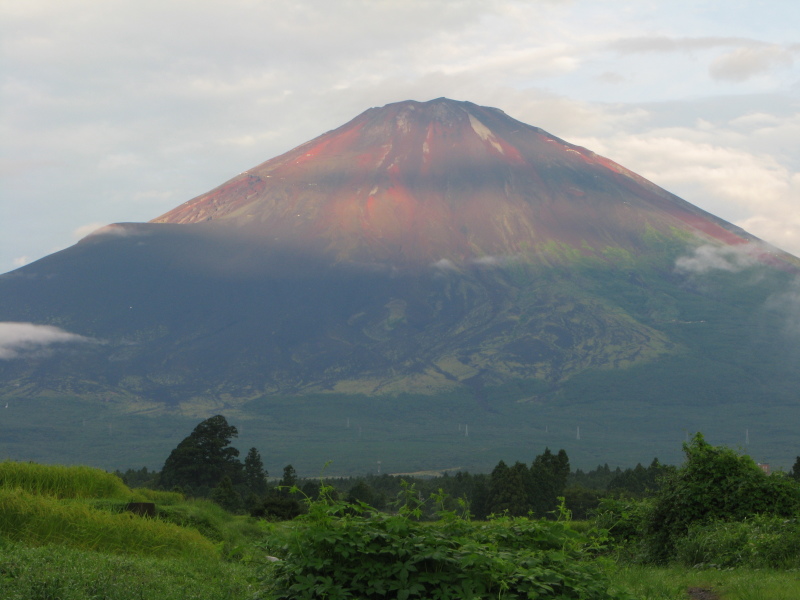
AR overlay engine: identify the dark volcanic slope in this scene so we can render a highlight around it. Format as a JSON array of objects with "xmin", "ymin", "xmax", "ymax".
[
  {"xmin": 1, "ymin": 98, "xmax": 797, "ymax": 406},
  {"xmin": 152, "ymin": 98, "xmax": 759, "ymax": 265}
]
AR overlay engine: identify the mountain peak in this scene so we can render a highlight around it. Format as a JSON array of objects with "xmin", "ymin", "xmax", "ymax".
[{"xmin": 151, "ymin": 99, "xmax": 756, "ymax": 265}]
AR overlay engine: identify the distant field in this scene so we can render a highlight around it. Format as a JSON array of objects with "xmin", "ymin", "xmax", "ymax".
[{"xmin": 2, "ymin": 379, "xmax": 798, "ymax": 477}]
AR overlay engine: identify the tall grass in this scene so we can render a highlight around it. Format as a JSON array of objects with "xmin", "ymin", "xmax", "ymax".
[
  {"xmin": 0, "ymin": 540, "xmax": 254, "ymax": 600},
  {"xmin": 0, "ymin": 461, "xmax": 132, "ymax": 499},
  {"xmin": 135, "ymin": 487, "xmax": 185, "ymax": 505},
  {"xmin": 0, "ymin": 487, "xmax": 218, "ymax": 559},
  {"xmin": 610, "ymin": 565, "xmax": 800, "ymax": 600}
]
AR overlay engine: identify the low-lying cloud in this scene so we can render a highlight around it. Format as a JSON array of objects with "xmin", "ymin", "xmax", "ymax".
[
  {"xmin": 431, "ymin": 258, "xmax": 458, "ymax": 271},
  {"xmin": 0, "ymin": 322, "xmax": 97, "ymax": 359},
  {"xmin": 674, "ymin": 244, "xmax": 761, "ymax": 274}
]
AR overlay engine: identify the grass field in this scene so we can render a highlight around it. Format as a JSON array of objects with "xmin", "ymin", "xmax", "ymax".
[{"xmin": 4, "ymin": 460, "xmax": 800, "ymax": 599}]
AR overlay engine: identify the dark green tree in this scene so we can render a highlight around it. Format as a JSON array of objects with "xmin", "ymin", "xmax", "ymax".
[
  {"xmin": 346, "ymin": 480, "xmax": 376, "ymax": 506},
  {"xmin": 211, "ymin": 475, "xmax": 243, "ymax": 513},
  {"xmin": 159, "ymin": 415, "xmax": 243, "ymax": 495},
  {"xmin": 608, "ymin": 458, "xmax": 673, "ymax": 497},
  {"xmin": 529, "ymin": 448, "xmax": 570, "ymax": 517},
  {"xmin": 486, "ymin": 460, "xmax": 531, "ymax": 516},
  {"xmin": 279, "ymin": 464, "xmax": 298, "ymax": 491},
  {"xmin": 563, "ymin": 485, "xmax": 604, "ymax": 520},
  {"xmin": 790, "ymin": 456, "xmax": 800, "ymax": 481},
  {"xmin": 243, "ymin": 447, "xmax": 268, "ymax": 495}
]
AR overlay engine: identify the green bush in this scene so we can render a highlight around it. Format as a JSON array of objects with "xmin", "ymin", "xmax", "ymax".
[
  {"xmin": 258, "ymin": 489, "xmax": 630, "ymax": 599},
  {"xmin": 644, "ymin": 433, "xmax": 800, "ymax": 562},
  {"xmin": 592, "ymin": 497, "xmax": 651, "ymax": 543}
]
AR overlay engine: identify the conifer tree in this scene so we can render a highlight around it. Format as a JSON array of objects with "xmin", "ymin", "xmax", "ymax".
[
  {"xmin": 160, "ymin": 415, "xmax": 243, "ymax": 494},
  {"xmin": 529, "ymin": 448, "xmax": 570, "ymax": 517},
  {"xmin": 243, "ymin": 447, "xmax": 268, "ymax": 495}
]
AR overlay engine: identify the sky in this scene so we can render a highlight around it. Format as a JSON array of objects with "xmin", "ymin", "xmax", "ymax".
[{"xmin": 2, "ymin": 0, "xmax": 799, "ymax": 274}]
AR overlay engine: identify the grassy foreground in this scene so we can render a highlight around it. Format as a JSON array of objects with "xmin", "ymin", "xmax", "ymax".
[
  {"xmin": 0, "ymin": 461, "xmax": 259, "ymax": 599},
  {"xmin": 4, "ymin": 460, "xmax": 800, "ymax": 599},
  {"xmin": 0, "ymin": 540, "xmax": 254, "ymax": 600},
  {"xmin": 610, "ymin": 565, "xmax": 800, "ymax": 600}
]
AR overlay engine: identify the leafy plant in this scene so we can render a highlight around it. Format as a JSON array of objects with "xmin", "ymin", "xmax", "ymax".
[{"xmin": 258, "ymin": 485, "xmax": 629, "ymax": 599}]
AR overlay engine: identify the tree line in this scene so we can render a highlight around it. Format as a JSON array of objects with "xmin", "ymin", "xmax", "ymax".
[{"xmin": 114, "ymin": 414, "xmax": 734, "ymax": 520}]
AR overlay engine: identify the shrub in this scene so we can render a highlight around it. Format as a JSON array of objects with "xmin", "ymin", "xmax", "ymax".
[
  {"xmin": 644, "ymin": 433, "xmax": 800, "ymax": 562},
  {"xmin": 258, "ymin": 489, "xmax": 630, "ymax": 599},
  {"xmin": 592, "ymin": 497, "xmax": 650, "ymax": 544}
]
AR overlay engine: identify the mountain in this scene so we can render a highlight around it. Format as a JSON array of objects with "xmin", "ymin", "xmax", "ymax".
[
  {"xmin": 2, "ymin": 98, "xmax": 800, "ymax": 474},
  {"xmin": 150, "ymin": 98, "xmax": 757, "ymax": 264}
]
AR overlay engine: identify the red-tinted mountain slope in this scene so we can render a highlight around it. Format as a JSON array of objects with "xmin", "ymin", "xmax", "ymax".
[{"xmin": 152, "ymin": 98, "xmax": 759, "ymax": 265}]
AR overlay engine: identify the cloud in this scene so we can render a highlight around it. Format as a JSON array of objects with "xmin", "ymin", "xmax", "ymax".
[
  {"xmin": 765, "ymin": 279, "xmax": 800, "ymax": 336},
  {"xmin": 471, "ymin": 255, "xmax": 519, "ymax": 267},
  {"xmin": 12, "ymin": 256, "xmax": 30, "ymax": 267},
  {"xmin": 709, "ymin": 45, "xmax": 794, "ymax": 82},
  {"xmin": 596, "ymin": 71, "xmax": 625, "ymax": 85},
  {"xmin": 674, "ymin": 244, "xmax": 761, "ymax": 274},
  {"xmin": 569, "ymin": 113, "xmax": 800, "ymax": 256},
  {"xmin": 608, "ymin": 35, "xmax": 749, "ymax": 54},
  {"xmin": 79, "ymin": 223, "xmax": 147, "ymax": 239},
  {"xmin": 431, "ymin": 258, "xmax": 458, "ymax": 271},
  {"xmin": 73, "ymin": 222, "xmax": 107, "ymax": 240},
  {"xmin": 0, "ymin": 322, "xmax": 97, "ymax": 359}
]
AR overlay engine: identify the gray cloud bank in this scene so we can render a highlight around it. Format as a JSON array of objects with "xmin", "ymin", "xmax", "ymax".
[{"xmin": 0, "ymin": 322, "xmax": 96, "ymax": 359}]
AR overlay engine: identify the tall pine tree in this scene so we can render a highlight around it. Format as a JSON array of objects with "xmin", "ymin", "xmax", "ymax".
[{"xmin": 160, "ymin": 415, "xmax": 243, "ymax": 495}]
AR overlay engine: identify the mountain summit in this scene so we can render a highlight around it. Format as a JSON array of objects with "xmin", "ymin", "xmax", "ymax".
[
  {"xmin": 151, "ymin": 98, "xmax": 761, "ymax": 265},
  {"xmin": 2, "ymin": 98, "xmax": 800, "ymax": 472}
]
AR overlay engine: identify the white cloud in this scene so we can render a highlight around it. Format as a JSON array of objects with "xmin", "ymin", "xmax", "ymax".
[
  {"xmin": 0, "ymin": 322, "xmax": 96, "ymax": 359},
  {"xmin": 12, "ymin": 256, "xmax": 30, "ymax": 267},
  {"xmin": 709, "ymin": 45, "xmax": 794, "ymax": 82},
  {"xmin": 569, "ymin": 115, "xmax": 800, "ymax": 256},
  {"xmin": 82, "ymin": 224, "xmax": 147, "ymax": 238},
  {"xmin": 72, "ymin": 222, "xmax": 107, "ymax": 240},
  {"xmin": 431, "ymin": 258, "xmax": 458, "ymax": 271},
  {"xmin": 675, "ymin": 244, "xmax": 761, "ymax": 274}
]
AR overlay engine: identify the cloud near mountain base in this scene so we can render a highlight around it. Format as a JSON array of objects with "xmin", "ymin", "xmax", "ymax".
[
  {"xmin": 674, "ymin": 244, "xmax": 762, "ymax": 274},
  {"xmin": 0, "ymin": 322, "xmax": 97, "ymax": 359}
]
